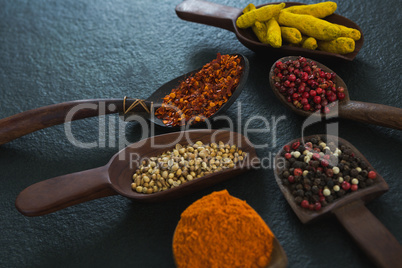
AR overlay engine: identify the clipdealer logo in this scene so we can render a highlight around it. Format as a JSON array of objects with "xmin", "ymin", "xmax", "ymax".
[{"xmin": 63, "ymin": 100, "xmax": 340, "ymax": 167}]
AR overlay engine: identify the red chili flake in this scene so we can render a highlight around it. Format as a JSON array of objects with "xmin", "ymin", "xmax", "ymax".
[{"xmin": 155, "ymin": 54, "xmax": 243, "ymax": 126}]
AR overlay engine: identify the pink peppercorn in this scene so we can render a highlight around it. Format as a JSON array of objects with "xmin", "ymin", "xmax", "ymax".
[
  {"xmin": 301, "ymin": 200, "xmax": 309, "ymax": 208},
  {"xmin": 288, "ymin": 175, "xmax": 295, "ymax": 183},
  {"xmin": 368, "ymin": 171, "xmax": 377, "ymax": 179},
  {"xmin": 294, "ymin": 168, "xmax": 303, "ymax": 176},
  {"xmin": 342, "ymin": 181, "xmax": 351, "ymax": 191}
]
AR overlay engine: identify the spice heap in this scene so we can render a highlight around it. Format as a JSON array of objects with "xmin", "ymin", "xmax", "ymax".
[
  {"xmin": 173, "ymin": 190, "xmax": 274, "ymax": 268},
  {"xmin": 272, "ymin": 56, "xmax": 345, "ymax": 113},
  {"xmin": 155, "ymin": 54, "xmax": 243, "ymax": 127},
  {"xmin": 237, "ymin": 2, "xmax": 361, "ymax": 54},
  {"xmin": 279, "ymin": 136, "xmax": 378, "ymax": 211},
  {"xmin": 131, "ymin": 141, "xmax": 247, "ymax": 194}
]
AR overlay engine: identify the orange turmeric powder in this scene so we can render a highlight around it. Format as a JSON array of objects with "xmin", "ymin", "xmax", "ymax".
[{"xmin": 172, "ymin": 190, "xmax": 274, "ymax": 268}]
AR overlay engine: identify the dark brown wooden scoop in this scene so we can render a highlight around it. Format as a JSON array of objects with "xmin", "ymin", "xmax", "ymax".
[
  {"xmin": 176, "ymin": 0, "xmax": 363, "ymax": 61},
  {"xmin": 15, "ymin": 129, "xmax": 259, "ymax": 217},
  {"xmin": 274, "ymin": 134, "xmax": 402, "ymax": 268},
  {"xmin": 0, "ymin": 54, "xmax": 249, "ymax": 145},
  {"xmin": 269, "ymin": 56, "xmax": 402, "ymax": 130}
]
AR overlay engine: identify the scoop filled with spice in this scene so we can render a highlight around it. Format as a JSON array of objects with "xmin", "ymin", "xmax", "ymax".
[
  {"xmin": 172, "ymin": 190, "xmax": 288, "ymax": 268},
  {"xmin": 0, "ymin": 53, "xmax": 249, "ymax": 145},
  {"xmin": 15, "ymin": 129, "xmax": 259, "ymax": 216},
  {"xmin": 269, "ymin": 56, "xmax": 402, "ymax": 130},
  {"xmin": 175, "ymin": 0, "xmax": 363, "ymax": 61},
  {"xmin": 274, "ymin": 134, "xmax": 402, "ymax": 267}
]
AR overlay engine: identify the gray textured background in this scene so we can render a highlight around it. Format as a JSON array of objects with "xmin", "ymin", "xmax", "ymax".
[{"xmin": 0, "ymin": 0, "xmax": 401, "ymax": 267}]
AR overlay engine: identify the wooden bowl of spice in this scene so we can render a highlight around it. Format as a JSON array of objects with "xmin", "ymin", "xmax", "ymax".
[
  {"xmin": 172, "ymin": 190, "xmax": 288, "ymax": 268},
  {"xmin": 176, "ymin": 0, "xmax": 363, "ymax": 61},
  {"xmin": 274, "ymin": 134, "xmax": 402, "ymax": 267},
  {"xmin": 0, "ymin": 53, "xmax": 249, "ymax": 145},
  {"xmin": 15, "ymin": 129, "xmax": 260, "ymax": 216}
]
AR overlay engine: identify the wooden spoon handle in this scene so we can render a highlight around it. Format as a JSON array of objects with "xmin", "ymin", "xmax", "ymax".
[
  {"xmin": 15, "ymin": 166, "xmax": 117, "ymax": 216},
  {"xmin": 0, "ymin": 98, "xmax": 151, "ymax": 145},
  {"xmin": 339, "ymin": 100, "xmax": 402, "ymax": 130},
  {"xmin": 334, "ymin": 200, "xmax": 402, "ymax": 268},
  {"xmin": 175, "ymin": 0, "xmax": 240, "ymax": 32}
]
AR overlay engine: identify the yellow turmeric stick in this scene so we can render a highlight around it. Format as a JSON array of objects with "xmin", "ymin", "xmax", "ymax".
[
  {"xmin": 236, "ymin": 2, "xmax": 286, "ymax": 29},
  {"xmin": 278, "ymin": 11, "xmax": 340, "ymax": 41},
  {"xmin": 242, "ymin": 3, "xmax": 256, "ymax": 13},
  {"xmin": 318, "ymin": 37, "xmax": 355, "ymax": 54},
  {"xmin": 282, "ymin": 1, "xmax": 337, "ymax": 18},
  {"xmin": 242, "ymin": 3, "xmax": 268, "ymax": 44},
  {"xmin": 253, "ymin": 21, "xmax": 268, "ymax": 43},
  {"xmin": 301, "ymin": 36, "xmax": 318, "ymax": 50},
  {"xmin": 334, "ymin": 24, "xmax": 361, "ymax": 40},
  {"xmin": 266, "ymin": 18, "xmax": 282, "ymax": 48},
  {"xmin": 281, "ymin": 26, "xmax": 302, "ymax": 44}
]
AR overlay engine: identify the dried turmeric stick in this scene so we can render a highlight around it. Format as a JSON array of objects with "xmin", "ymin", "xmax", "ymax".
[
  {"xmin": 334, "ymin": 24, "xmax": 361, "ymax": 40},
  {"xmin": 241, "ymin": 3, "xmax": 268, "ymax": 44},
  {"xmin": 242, "ymin": 3, "xmax": 256, "ymax": 13},
  {"xmin": 301, "ymin": 36, "xmax": 318, "ymax": 50},
  {"xmin": 280, "ymin": 26, "xmax": 302, "ymax": 44},
  {"xmin": 282, "ymin": 1, "xmax": 337, "ymax": 18},
  {"xmin": 253, "ymin": 21, "xmax": 268, "ymax": 43},
  {"xmin": 266, "ymin": 18, "xmax": 282, "ymax": 48},
  {"xmin": 236, "ymin": 2, "xmax": 285, "ymax": 29},
  {"xmin": 318, "ymin": 37, "xmax": 355, "ymax": 54},
  {"xmin": 278, "ymin": 11, "xmax": 340, "ymax": 41}
]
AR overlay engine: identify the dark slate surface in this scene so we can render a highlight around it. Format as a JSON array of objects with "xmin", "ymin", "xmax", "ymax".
[{"xmin": 0, "ymin": 0, "xmax": 401, "ymax": 267}]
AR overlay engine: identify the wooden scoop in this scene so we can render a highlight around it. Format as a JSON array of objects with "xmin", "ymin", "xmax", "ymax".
[
  {"xmin": 15, "ymin": 129, "xmax": 259, "ymax": 216},
  {"xmin": 0, "ymin": 54, "xmax": 249, "ymax": 145},
  {"xmin": 269, "ymin": 56, "xmax": 402, "ymax": 130},
  {"xmin": 274, "ymin": 134, "xmax": 402, "ymax": 268},
  {"xmin": 175, "ymin": 0, "xmax": 364, "ymax": 61}
]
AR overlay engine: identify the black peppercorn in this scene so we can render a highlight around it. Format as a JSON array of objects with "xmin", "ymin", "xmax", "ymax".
[
  {"xmin": 296, "ymin": 189, "xmax": 304, "ymax": 196},
  {"xmin": 312, "ymin": 185, "xmax": 319, "ymax": 194},
  {"xmin": 294, "ymin": 196, "xmax": 303, "ymax": 204},
  {"xmin": 350, "ymin": 169, "xmax": 359, "ymax": 177},
  {"xmin": 337, "ymin": 189, "xmax": 346, "ymax": 197},
  {"xmin": 292, "ymin": 161, "xmax": 303, "ymax": 169},
  {"xmin": 304, "ymin": 184, "xmax": 312, "ymax": 191}
]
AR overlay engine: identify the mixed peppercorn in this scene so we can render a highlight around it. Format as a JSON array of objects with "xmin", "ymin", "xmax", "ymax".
[
  {"xmin": 272, "ymin": 56, "xmax": 345, "ymax": 113},
  {"xmin": 279, "ymin": 136, "xmax": 378, "ymax": 211},
  {"xmin": 155, "ymin": 53, "xmax": 243, "ymax": 126}
]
